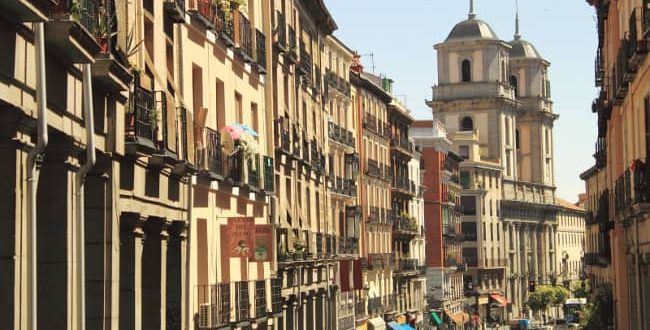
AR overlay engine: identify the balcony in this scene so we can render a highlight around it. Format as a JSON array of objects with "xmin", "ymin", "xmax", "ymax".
[
  {"xmin": 274, "ymin": 11, "xmax": 287, "ymax": 52},
  {"xmin": 330, "ymin": 176, "xmax": 356, "ymax": 198},
  {"xmin": 228, "ymin": 149, "xmax": 244, "ymax": 185},
  {"xmin": 325, "ymin": 70, "xmax": 351, "ymax": 97},
  {"xmin": 254, "ymin": 280, "xmax": 266, "ymax": 320},
  {"xmin": 235, "ymin": 10, "xmax": 253, "ymax": 62},
  {"xmin": 247, "ymin": 155, "xmax": 261, "ymax": 191},
  {"xmin": 197, "ymin": 127, "xmax": 225, "ymax": 180},
  {"xmin": 394, "ymin": 256, "xmax": 420, "ymax": 274},
  {"xmin": 215, "ymin": 4, "xmax": 235, "ymax": 47},
  {"xmin": 328, "ymin": 121, "xmax": 355, "ymax": 148},
  {"xmin": 594, "ymin": 137, "xmax": 607, "ymax": 168},
  {"xmin": 615, "ymin": 161, "xmax": 650, "ymax": 213},
  {"xmin": 595, "ymin": 46, "xmax": 604, "ymax": 87},
  {"xmin": 255, "ymin": 29, "xmax": 266, "ymax": 73},
  {"xmin": 392, "ymin": 176, "xmax": 414, "ymax": 196},
  {"xmin": 390, "ymin": 138, "xmax": 414, "ymax": 156},
  {"xmin": 367, "ymin": 297, "xmax": 383, "ymax": 316},
  {"xmin": 363, "ymin": 112, "xmax": 378, "ymax": 132},
  {"xmin": 365, "ymin": 159, "xmax": 381, "ymax": 177},
  {"xmin": 274, "ymin": 117, "xmax": 291, "ymax": 154},
  {"xmin": 196, "ymin": 283, "xmax": 231, "ymax": 329},
  {"xmin": 584, "ymin": 252, "xmax": 610, "ymax": 267},
  {"xmin": 47, "ymin": 0, "xmax": 101, "ymax": 63},
  {"xmin": 125, "ymin": 84, "xmax": 159, "ymax": 151},
  {"xmin": 0, "ymin": 0, "xmax": 55, "ymax": 22},
  {"xmin": 190, "ymin": 0, "xmax": 217, "ymax": 30},
  {"xmin": 164, "ymin": 0, "xmax": 185, "ymax": 23},
  {"xmin": 270, "ymin": 277, "xmax": 282, "ymax": 316},
  {"xmin": 644, "ymin": 0, "xmax": 650, "ymax": 39},
  {"xmin": 287, "ymin": 26, "xmax": 297, "ymax": 63},
  {"xmin": 234, "ymin": 281, "xmax": 250, "ymax": 325},
  {"xmin": 392, "ymin": 213, "xmax": 419, "ymax": 237},
  {"xmin": 354, "ymin": 299, "xmax": 367, "ymax": 319},
  {"xmin": 298, "ymin": 41, "xmax": 313, "ymax": 80},
  {"xmin": 367, "ymin": 253, "xmax": 391, "ymax": 270},
  {"xmin": 263, "ymin": 156, "xmax": 274, "ymax": 193},
  {"xmin": 628, "ymin": 8, "xmax": 648, "ymax": 70},
  {"xmin": 338, "ymin": 237, "xmax": 359, "ymax": 255}
]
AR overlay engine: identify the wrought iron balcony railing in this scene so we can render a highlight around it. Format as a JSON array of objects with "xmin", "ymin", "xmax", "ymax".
[
  {"xmin": 236, "ymin": 10, "xmax": 253, "ymax": 61},
  {"xmin": 274, "ymin": 10, "xmax": 287, "ymax": 50},
  {"xmin": 234, "ymin": 281, "xmax": 250, "ymax": 322},
  {"xmin": 263, "ymin": 156, "xmax": 274, "ymax": 192},
  {"xmin": 255, "ymin": 29, "xmax": 266, "ymax": 72},
  {"xmin": 594, "ymin": 137, "xmax": 607, "ymax": 168},
  {"xmin": 126, "ymin": 84, "xmax": 158, "ymax": 148},
  {"xmin": 254, "ymin": 280, "xmax": 266, "ymax": 319},
  {"xmin": 198, "ymin": 127, "xmax": 225, "ymax": 177}
]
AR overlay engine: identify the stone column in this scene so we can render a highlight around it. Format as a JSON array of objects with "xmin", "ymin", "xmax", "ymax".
[{"xmin": 311, "ymin": 295, "xmax": 317, "ymax": 329}]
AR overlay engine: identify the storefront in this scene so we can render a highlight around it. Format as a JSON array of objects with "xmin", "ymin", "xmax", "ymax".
[{"xmin": 488, "ymin": 293, "xmax": 508, "ymax": 325}]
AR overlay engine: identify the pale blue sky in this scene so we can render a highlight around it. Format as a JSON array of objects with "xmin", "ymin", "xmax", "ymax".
[{"xmin": 324, "ymin": 0, "xmax": 598, "ymax": 202}]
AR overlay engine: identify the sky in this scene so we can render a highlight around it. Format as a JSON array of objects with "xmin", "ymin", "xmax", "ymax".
[{"xmin": 323, "ymin": 0, "xmax": 599, "ymax": 203}]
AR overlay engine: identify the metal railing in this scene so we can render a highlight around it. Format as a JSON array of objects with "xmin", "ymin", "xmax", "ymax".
[
  {"xmin": 263, "ymin": 156, "xmax": 274, "ymax": 192},
  {"xmin": 236, "ymin": 10, "xmax": 253, "ymax": 60},
  {"xmin": 254, "ymin": 280, "xmax": 266, "ymax": 318},
  {"xmin": 234, "ymin": 281, "xmax": 250, "ymax": 322},
  {"xmin": 247, "ymin": 154, "xmax": 260, "ymax": 189},
  {"xmin": 255, "ymin": 29, "xmax": 266, "ymax": 70},
  {"xmin": 54, "ymin": 0, "xmax": 99, "ymax": 35},
  {"xmin": 594, "ymin": 137, "xmax": 607, "ymax": 168},
  {"xmin": 274, "ymin": 11, "xmax": 287, "ymax": 50},
  {"xmin": 274, "ymin": 117, "xmax": 291, "ymax": 152},
  {"xmin": 126, "ymin": 83, "xmax": 158, "ymax": 145},
  {"xmin": 198, "ymin": 127, "xmax": 225, "ymax": 176}
]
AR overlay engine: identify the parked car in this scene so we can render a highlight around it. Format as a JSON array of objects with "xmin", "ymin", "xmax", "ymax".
[{"xmin": 546, "ymin": 318, "xmax": 580, "ymax": 330}]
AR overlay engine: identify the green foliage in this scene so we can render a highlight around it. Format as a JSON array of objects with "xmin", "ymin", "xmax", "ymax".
[
  {"xmin": 580, "ymin": 284, "xmax": 612, "ymax": 330},
  {"xmin": 571, "ymin": 279, "xmax": 590, "ymax": 299},
  {"xmin": 526, "ymin": 285, "xmax": 569, "ymax": 312}
]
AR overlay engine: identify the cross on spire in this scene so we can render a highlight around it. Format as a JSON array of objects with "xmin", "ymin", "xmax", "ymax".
[
  {"xmin": 515, "ymin": 0, "xmax": 522, "ymax": 39},
  {"xmin": 469, "ymin": 0, "xmax": 476, "ymax": 19}
]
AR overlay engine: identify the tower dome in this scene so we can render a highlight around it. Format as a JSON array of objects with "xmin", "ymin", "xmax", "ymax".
[
  {"xmin": 508, "ymin": 9, "xmax": 543, "ymax": 59},
  {"xmin": 445, "ymin": 0, "xmax": 498, "ymax": 42}
]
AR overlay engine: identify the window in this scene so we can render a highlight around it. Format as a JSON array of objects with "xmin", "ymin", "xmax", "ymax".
[
  {"xmin": 461, "ymin": 196, "xmax": 476, "ymax": 215},
  {"xmin": 461, "ymin": 59, "xmax": 471, "ymax": 82},
  {"xmin": 461, "ymin": 117, "xmax": 474, "ymax": 131},
  {"xmin": 459, "ymin": 145, "xmax": 470, "ymax": 159},
  {"xmin": 515, "ymin": 129, "xmax": 520, "ymax": 150},
  {"xmin": 251, "ymin": 102, "xmax": 258, "ymax": 132},
  {"xmin": 235, "ymin": 92, "xmax": 243, "ymax": 123},
  {"xmin": 510, "ymin": 75, "xmax": 519, "ymax": 97},
  {"xmin": 460, "ymin": 171, "xmax": 470, "ymax": 188}
]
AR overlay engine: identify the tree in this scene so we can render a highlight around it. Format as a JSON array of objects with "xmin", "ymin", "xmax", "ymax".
[
  {"xmin": 571, "ymin": 279, "xmax": 590, "ymax": 299},
  {"xmin": 580, "ymin": 284, "xmax": 613, "ymax": 330},
  {"xmin": 526, "ymin": 286, "xmax": 554, "ymax": 313}
]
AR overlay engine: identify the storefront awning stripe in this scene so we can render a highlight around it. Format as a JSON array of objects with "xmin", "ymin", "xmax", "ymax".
[{"xmin": 489, "ymin": 293, "xmax": 509, "ymax": 306}]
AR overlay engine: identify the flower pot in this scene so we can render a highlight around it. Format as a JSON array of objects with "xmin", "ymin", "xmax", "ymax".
[{"xmin": 98, "ymin": 36, "xmax": 109, "ymax": 53}]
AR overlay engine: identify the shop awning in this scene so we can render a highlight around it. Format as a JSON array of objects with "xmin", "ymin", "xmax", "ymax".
[
  {"xmin": 450, "ymin": 312, "xmax": 470, "ymax": 325},
  {"xmin": 489, "ymin": 293, "xmax": 509, "ymax": 306},
  {"xmin": 368, "ymin": 317, "xmax": 386, "ymax": 330},
  {"xmin": 430, "ymin": 311, "xmax": 442, "ymax": 326},
  {"xmin": 387, "ymin": 322, "xmax": 415, "ymax": 330}
]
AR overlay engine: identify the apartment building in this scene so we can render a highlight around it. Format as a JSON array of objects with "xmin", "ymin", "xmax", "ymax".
[
  {"xmin": 351, "ymin": 63, "xmax": 394, "ymax": 329},
  {"xmin": 411, "ymin": 120, "xmax": 468, "ymax": 329},
  {"xmin": 555, "ymin": 199, "xmax": 587, "ymax": 285},
  {"xmin": 269, "ymin": 1, "xmax": 341, "ymax": 329},
  {"xmin": 583, "ymin": 0, "xmax": 650, "ymax": 329},
  {"xmin": 323, "ymin": 35, "xmax": 361, "ymax": 330},
  {"xmin": 182, "ymin": 1, "xmax": 277, "ymax": 330}
]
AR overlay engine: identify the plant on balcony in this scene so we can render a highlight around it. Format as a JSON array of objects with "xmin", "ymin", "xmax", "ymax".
[
  {"xmin": 236, "ymin": 135, "xmax": 259, "ymax": 160},
  {"xmin": 95, "ymin": 5, "xmax": 116, "ymax": 53}
]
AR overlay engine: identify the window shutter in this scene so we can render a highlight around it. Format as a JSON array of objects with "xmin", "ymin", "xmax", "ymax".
[
  {"xmin": 186, "ymin": 110, "xmax": 196, "ymax": 165},
  {"xmin": 166, "ymin": 93, "xmax": 177, "ymax": 153}
]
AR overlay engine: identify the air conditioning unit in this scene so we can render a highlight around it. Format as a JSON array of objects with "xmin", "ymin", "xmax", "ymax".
[{"xmin": 199, "ymin": 303, "xmax": 213, "ymax": 328}]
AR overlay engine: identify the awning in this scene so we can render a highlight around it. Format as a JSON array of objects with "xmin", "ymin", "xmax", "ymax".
[
  {"xmin": 430, "ymin": 311, "xmax": 442, "ymax": 326},
  {"xmin": 368, "ymin": 317, "xmax": 386, "ymax": 330},
  {"xmin": 489, "ymin": 293, "xmax": 509, "ymax": 306},
  {"xmin": 450, "ymin": 312, "xmax": 470, "ymax": 325},
  {"xmin": 387, "ymin": 322, "xmax": 415, "ymax": 330}
]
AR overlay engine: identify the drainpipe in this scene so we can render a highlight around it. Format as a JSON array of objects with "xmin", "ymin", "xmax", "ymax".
[
  {"xmin": 27, "ymin": 22, "xmax": 48, "ymax": 330},
  {"xmin": 185, "ymin": 175, "xmax": 194, "ymax": 330},
  {"xmin": 76, "ymin": 63, "xmax": 96, "ymax": 330}
]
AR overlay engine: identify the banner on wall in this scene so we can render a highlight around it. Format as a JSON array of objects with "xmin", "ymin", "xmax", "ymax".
[
  {"xmin": 227, "ymin": 217, "xmax": 255, "ymax": 258},
  {"xmin": 254, "ymin": 224, "xmax": 274, "ymax": 262}
]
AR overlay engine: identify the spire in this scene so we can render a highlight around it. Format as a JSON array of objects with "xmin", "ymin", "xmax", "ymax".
[
  {"xmin": 514, "ymin": 0, "xmax": 521, "ymax": 40},
  {"xmin": 469, "ymin": 0, "xmax": 476, "ymax": 19}
]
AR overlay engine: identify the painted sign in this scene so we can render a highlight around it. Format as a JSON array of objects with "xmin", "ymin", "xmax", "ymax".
[
  {"xmin": 254, "ymin": 224, "xmax": 274, "ymax": 262},
  {"xmin": 227, "ymin": 217, "xmax": 255, "ymax": 258}
]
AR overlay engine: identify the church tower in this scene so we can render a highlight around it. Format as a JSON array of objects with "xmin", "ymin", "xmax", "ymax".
[
  {"xmin": 430, "ymin": 0, "xmax": 520, "ymax": 180},
  {"xmin": 508, "ymin": 10, "xmax": 558, "ymax": 185}
]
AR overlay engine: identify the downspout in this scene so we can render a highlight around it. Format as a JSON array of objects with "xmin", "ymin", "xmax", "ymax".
[
  {"xmin": 76, "ymin": 63, "xmax": 96, "ymax": 330},
  {"xmin": 185, "ymin": 175, "xmax": 194, "ymax": 330},
  {"xmin": 27, "ymin": 22, "xmax": 48, "ymax": 330}
]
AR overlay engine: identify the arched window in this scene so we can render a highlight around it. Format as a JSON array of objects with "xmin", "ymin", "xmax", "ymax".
[
  {"xmin": 461, "ymin": 116, "xmax": 474, "ymax": 131},
  {"xmin": 461, "ymin": 59, "xmax": 471, "ymax": 82},
  {"xmin": 510, "ymin": 75, "xmax": 519, "ymax": 97}
]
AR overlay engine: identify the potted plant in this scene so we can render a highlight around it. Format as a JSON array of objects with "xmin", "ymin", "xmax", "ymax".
[
  {"xmin": 293, "ymin": 241, "xmax": 305, "ymax": 260},
  {"xmin": 95, "ymin": 6, "xmax": 115, "ymax": 53}
]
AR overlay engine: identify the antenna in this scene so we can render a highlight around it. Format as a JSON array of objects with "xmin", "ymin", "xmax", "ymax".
[{"xmin": 360, "ymin": 53, "xmax": 376, "ymax": 74}]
